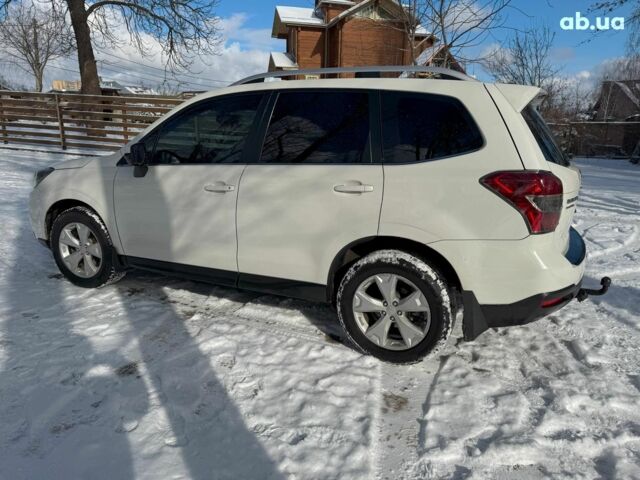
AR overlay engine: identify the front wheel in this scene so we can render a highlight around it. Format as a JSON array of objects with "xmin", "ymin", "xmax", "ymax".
[
  {"xmin": 50, "ymin": 206, "xmax": 125, "ymax": 288},
  {"xmin": 336, "ymin": 250, "xmax": 453, "ymax": 363}
]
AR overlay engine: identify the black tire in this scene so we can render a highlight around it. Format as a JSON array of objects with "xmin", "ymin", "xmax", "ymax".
[
  {"xmin": 336, "ymin": 250, "xmax": 453, "ymax": 364},
  {"xmin": 50, "ymin": 206, "xmax": 125, "ymax": 288}
]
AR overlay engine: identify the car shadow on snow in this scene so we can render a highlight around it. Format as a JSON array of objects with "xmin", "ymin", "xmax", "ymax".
[
  {"xmin": 112, "ymin": 275, "xmax": 285, "ymax": 479},
  {"xmin": 120, "ymin": 268, "xmax": 349, "ymax": 346},
  {"xmin": 0, "ymin": 157, "xmax": 284, "ymax": 479},
  {"xmin": 1, "ymin": 213, "xmax": 141, "ymax": 478}
]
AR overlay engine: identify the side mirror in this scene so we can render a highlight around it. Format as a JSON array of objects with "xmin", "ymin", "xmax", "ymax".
[{"xmin": 126, "ymin": 143, "xmax": 148, "ymax": 166}]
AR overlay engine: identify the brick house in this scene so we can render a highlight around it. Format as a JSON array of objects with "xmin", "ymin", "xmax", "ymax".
[{"xmin": 269, "ymin": 0, "xmax": 462, "ymax": 76}]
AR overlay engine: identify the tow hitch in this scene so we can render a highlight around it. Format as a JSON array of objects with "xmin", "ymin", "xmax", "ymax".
[{"xmin": 577, "ymin": 276, "xmax": 612, "ymax": 302}]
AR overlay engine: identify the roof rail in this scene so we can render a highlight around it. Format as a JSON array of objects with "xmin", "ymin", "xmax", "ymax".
[{"xmin": 231, "ymin": 65, "xmax": 476, "ymax": 86}]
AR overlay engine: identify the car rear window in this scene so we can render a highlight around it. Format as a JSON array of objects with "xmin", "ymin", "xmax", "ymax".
[
  {"xmin": 522, "ymin": 105, "xmax": 570, "ymax": 167},
  {"xmin": 380, "ymin": 91, "xmax": 483, "ymax": 163}
]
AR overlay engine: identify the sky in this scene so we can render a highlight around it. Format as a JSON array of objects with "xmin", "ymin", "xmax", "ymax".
[{"xmin": 0, "ymin": 0, "xmax": 635, "ymax": 91}]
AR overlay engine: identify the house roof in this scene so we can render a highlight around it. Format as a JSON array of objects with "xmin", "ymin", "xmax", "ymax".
[
  {"xmin": 50, "ymin": 78, "xmax": 158, "ymax": 95},
  {"xmin": 416, "ymin": 45, "xmax": 442, "ymax": 65},
  {"xmin": 272, "ymin": 0, "xmax": 432, "ymax": 39},
  {"xmin": 614, "ymin": 81, "xmax": 640, "ymax": 109},
  {"xmin": 326, "ymin": 0, "xmax": 374, "ymax": 27},
  {"xmin": 269, "ymin": 52, "xmax": 299, "ymax": 69},
  {"xmin": 317, "ymin": 0, "xmax": 356, "ymax": 5},
  {"xmin": 415, "ymin": 44, "xmax": 465, "ymax": 73},
  {"xmin": 272, "ymin": 6, "xmax": 324, "ymax": 37}
]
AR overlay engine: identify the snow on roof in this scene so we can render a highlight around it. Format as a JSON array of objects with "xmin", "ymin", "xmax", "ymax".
[
  {"xmin": 270, "ymin": 52, "xmax": 299, "ymax": 69},
  {"xmin": 615, "ymin": 81, "xmax": 640, "ymax": 109},
  {"xmin": 122, "ymin": 85, "xmax": 159, "ymax": 96},
  {"xmin": 318, "ymin": 0, "xmax": 356, "ymax": 5},
  {"xmin": 416, "ymin": 45, "xmax": 441, "ymax": 65},
  {"xmin": 414, "ymin": 25, "xmax": 431, "ymax": 36},
  {"xmin": 273, "ymin": 6, "xmax": 324, "ymax": 37},
  {"xmin": 276, "ymin": 6, "xmax": 323, "ymax": 25}
]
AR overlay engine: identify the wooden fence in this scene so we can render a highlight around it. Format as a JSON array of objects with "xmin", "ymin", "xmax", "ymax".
[
  {"xmin": 549, "ymin": 121, "xmax": 640, "ymax": 158},
  {"xmin": 0, "ymin": 90, "xmax": 184, "ymax": 151}
]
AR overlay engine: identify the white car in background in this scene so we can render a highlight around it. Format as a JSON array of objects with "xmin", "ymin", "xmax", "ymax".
[{"xmin": 29, "ymin": 66, "xmax": 610, "ymax": 363}]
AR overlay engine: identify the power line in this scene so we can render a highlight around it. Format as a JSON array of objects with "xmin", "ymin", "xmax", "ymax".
[
  {"xmin": 1, "ymin": 59, "xmax": 221, "ymax": 92},
  {"xmin": 99, "ymin": 59, "xmax": 221, "ymax": 87},
  {"xmin": 39, "ymin": 60, "xmax": 221, "ymax": 90},
  {"xmin": 0, "ymin": 60, "xmax": 81, "ymax": 76},
  {"xmin": 98, "ymin": 60, "xmax": 222, "ymax": 89},
  {"xmin": 95, "ymin": 48, "xmax": 231, "ymax": 84}
]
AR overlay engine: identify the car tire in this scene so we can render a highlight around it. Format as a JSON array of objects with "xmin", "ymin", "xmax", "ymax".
[
  {"xmin": 51, "ymin": 206, "xmax": 125, "ymax": 288},
  {"xmin": 336, "ymin": 250, "xmax": 453, "ymax": 364}
]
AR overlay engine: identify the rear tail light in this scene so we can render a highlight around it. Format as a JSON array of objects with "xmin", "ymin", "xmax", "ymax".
[{"xmin": 480, "ymin": 171, "xmax": 563, "ymax": 234}]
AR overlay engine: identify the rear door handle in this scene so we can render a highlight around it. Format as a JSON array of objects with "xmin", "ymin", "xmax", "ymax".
[
  {"xmin": 204, "ymin": 182, "xmax": 235, "ymax": 193},
  {"xmin": 334, "ymin": 183, "xmax": 374, "ymax": 194}
]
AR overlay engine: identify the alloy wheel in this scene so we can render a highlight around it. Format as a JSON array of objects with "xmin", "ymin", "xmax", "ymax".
[
  {"xmin": 58, "ymin": 222, "xmax": 103, "ymax": 278},
  {"xmin": 352, "ymin": 273, "xmax": 431, "ymax": 351}
]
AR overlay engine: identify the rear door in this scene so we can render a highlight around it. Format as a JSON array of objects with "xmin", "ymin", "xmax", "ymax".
[{"xmin": 236, "ymin": 89, "xmax": 383, "ymax": 288}]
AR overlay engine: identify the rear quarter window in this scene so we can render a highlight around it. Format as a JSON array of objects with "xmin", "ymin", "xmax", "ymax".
[
  {"xmin": 522, "ymin": 105, "xmax": 570, "ymax": 167},
  {"xmin": 381, "ymin": 91, "xmax": 484, "ymax": 163}
]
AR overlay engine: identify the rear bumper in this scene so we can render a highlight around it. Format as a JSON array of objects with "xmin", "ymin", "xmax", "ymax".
[
  {"xmin": 482, "ymin": 282, "xmax": 581, "ymax": 327},
  {"xmin": 461, "ymin": 283, "xmax": 581, "ymax": 340},
  {"xmin": 461, "ymin": 227, "xmax": 587, "ymax": 340}
]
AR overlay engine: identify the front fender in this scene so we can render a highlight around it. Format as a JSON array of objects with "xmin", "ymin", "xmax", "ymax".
[{"xmin": 33, "ymin": 165, "xmax": 121, "ymax": 253}]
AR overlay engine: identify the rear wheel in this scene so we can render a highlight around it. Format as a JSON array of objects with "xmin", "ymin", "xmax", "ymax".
[
  {"xmin": 51, "ymin": 207, "xmax": 124, "ymax": 288},
  {"xmin": 336, "ymin": 250, "xmax": 453, "ymax": 363}
]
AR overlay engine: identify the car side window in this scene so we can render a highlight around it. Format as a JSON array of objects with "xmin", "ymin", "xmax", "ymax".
[
  {"xmin": 149, "ymin": 93, "xmax": 263, "ymax": 165},
  {"xmin": 259, "ymin": 90, "xmax": 370, "ymax": 164},
  {"xmin": 381, "ymin": 91, "xmax": 483, "ymax": 163}
]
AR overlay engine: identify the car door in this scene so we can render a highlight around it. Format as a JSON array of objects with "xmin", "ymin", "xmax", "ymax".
[
  {"xmin": 236, "ymin": 89, "xmax": 383, "ymax": 290},
  {"xmin": 114, "ymin": 93, "xmax": 265, "ymax": 282}
]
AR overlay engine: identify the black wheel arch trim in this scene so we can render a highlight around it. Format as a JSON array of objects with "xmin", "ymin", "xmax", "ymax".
[{"xmin": 326, "ymin": 236, "xmax": 463, "ymax": 305}]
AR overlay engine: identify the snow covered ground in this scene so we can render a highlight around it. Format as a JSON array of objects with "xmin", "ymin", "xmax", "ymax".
[{"xmin": 0, "ymin": 149, "xmax": 638, "ymax": 479}]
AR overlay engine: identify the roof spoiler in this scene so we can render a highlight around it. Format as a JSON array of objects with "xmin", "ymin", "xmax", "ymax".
[{"xmin": 494, "ymin": 83, "xmax": 543, "ymax": 113}]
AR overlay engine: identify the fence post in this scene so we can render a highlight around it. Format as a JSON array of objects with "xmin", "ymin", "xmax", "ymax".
[
  {"xmin": 122, "ymin": 103, "xmax": 129, "ymax": 143},
  {"xmin": 0, "ymin": 94, "xmax": 7, "ymax": 145},
  {"xmin": 54, "ymin": 94, "xmax": 66, "ymax": 150}
]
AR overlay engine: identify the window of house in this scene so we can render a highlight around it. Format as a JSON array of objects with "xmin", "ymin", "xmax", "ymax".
[
  {"xmin": 149, "ymin": 93, "xmax": 263, "ymax": 165},
  {"xmin": 355, "ymin": 4, "xmax": 395, "ymax": 20},
  {"xmin": 381, "ymin": 91, "xmax": 483, "ymax": 163},
  {"xmin": 260, "ymin": 90, "xmax": 370, "ymax": 164}
]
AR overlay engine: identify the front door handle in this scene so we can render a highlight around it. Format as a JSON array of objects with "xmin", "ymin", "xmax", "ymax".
[
  {"xmin": 334, "ymin": 183, "xmax": 374, "ymax": 194},
  {"xmin": 204, "ymin": 182, "xmax": 235, "ymax": 193}
]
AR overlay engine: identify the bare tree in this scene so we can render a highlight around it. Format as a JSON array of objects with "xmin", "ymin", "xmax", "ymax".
[
  {"xmin": 0, "ymin": 2, "xmax": 74, "ymax": 92},
  {"xmin": 1, "ymin": 0, "xmax": 222, "ymax": 95},
  {"xmin": 542, "ymin": 76, "xmax": 594, "ymax": 123},
  {"xmin": 385, "ymin": 0, "xmax": 429, "ymax": 65},
  {"xmin": 484, "ymin": 25, "xmax": 559, "ymax": 87},
  {"xmin": 0, "ymin": 71, "xmax": 29, "ymax": 90},
  {"xmin": 399, "ymin": 0, "xmax": 512, "ymax": 68},
  {"xmin": 591, "ymin": 1, "xmax": 640, "ymax": 53},
  {"xmin": 594, "ymin": 54, "xmax": 640, "ymax": 81}
]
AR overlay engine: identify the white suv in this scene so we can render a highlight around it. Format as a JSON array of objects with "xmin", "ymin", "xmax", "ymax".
[{"xmin": 29, "ymin": 67, "xmax": 605, "ymax": 363}]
